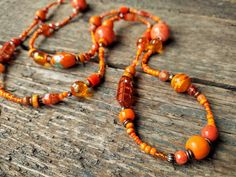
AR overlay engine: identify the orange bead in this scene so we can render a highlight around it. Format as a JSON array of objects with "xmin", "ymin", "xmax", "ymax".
[
  {"xmin": 151, "ymin": 21, "xmax": 170, "ymax": 42},
  {"xmin": 119, "ymin": 109, "xmax": 135, "ymax": 123},
  {"xmin": 140, "ymin": 143, "xmax": 147, "ymax": 150},
  {"xmin": 125, "ymin": 66, "xmax": 136, "ymax": 76},
  {"xmin": 197, "ymin": 94, "xmax": 208, "ymax": 105},
  {"xmin": 32, "ymin": 95, "xmax": 39, "ymax": 108},
  {"xmin": 171, "ymin": 73, "xmax": 191, "ymax": 93},
  {"xmin": 95, "ymin": 26, "xmax": 115, "ymax": 46},
  {"xmin": 120, "ymin": 6, "xmax": 129, "ymax": 14},
  {"xmin": 185, "ymin": 135, "xmax": 210, "ymax": 160},
  {"xmin": 0, "ymin": 63, "xmax": 5, "ymax": 73},
  {"xmin": 40, "ymin": 24, "xmax": 51, "ymax": 37},
  {"xmin": 126, "ymin": 122, "xmax": 134, "ymax": 129},
  {"xmin": 87, "ymin": 74, "xmax": 100, "ymax": 87},
  {"xmin": 201, "ymin": 125, "xmax": 218, "ymax": 142},
  {"xmin": 144, "ymin": 145, "xmax": 152, "ymax": 153},
  {"xmin": 42, "ymin": 93, "xmax": 61, "ymax": 105},
  {"xmin": 89, "ymin": 16, "xmax": 101, "ymax": 27},
  {"xmin": 174, "ymin": 150, "xmax": 188, "ymax": 165},
  {"xmin": 51, "ymin": 52, "xmax": 76, "ymax": 68},
  {"xmin": 71, "ymin": 0, "xmax": 87, "ymax": 11},
  {"xmin": 30, "ymin": 50, "xmax": 48, "ymax": 66},
  {"xmin": 147, "ymin": 39, "xmax": 163, "ymax": 53},
  {"xmin": 35, "ymin": 9, "xmax": 47, "ymax": 21},
  {"xmin": 136, "ymin": 37, "xmax": 149, "ymax": 50},
  {"xmin": 159, "ymin": 70, "xmax": 170, "ymax": 82},
  {"xmin": 150, "ymin": 148, "xmax": 157, "ymax": 155},
  {"xmin": 71, "ymin": 81, "xmax": 90, "ymax": 97},
  {"xmin": 127, "ymin": 128, "xmax": 135, "ymax": 135},
  {"xmin": 102, "ymin": 20, "xmax": 114, "ymax": 29}
]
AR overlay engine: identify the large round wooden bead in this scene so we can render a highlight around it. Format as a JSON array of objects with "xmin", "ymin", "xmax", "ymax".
[
  {"xmin": 201, "ymin": 125, "xmax": 218, "ymax": 142},
  {"xmin": 174, "ymin": 150, "xmax": 188, "ymax": 165},
  {"xmin": 119, "ymin": 109, "xmax": 135, "ymax": 123},
  {"xmin": 71, "ymin": 81, "xmax": 89, "ymax": 97},
  {"xmin": 95, "ymin": 26, "xmax": 115, "ymax": 46},
  {"xmin": 185, "ymin": 135, "xmax": 210, "ymax": 160},
  {"xmin": 151, "ymin": 22, "xmax": 170, "ymax": 42},
  {"xmin": 50, "ymin": 52, "xmax": 76, "ymax": 69},
  {"xmin": 171, "ymin": 74, "xmax": 191, "ymax": 93},
  {"xmin": 71, "ymin": 0, "xmax": 87, "ymax": 11}
]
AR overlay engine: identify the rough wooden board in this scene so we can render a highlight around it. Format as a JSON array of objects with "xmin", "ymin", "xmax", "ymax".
[{"xmin": 0, "ymin": 0, "xmax": 236, "ymax": 177}]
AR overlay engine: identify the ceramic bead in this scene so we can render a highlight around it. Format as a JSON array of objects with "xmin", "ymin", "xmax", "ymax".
[
  {"xmin": 185, "ymin": 135, "xmax": 210, "ymax": 160},
  {"xmin": 201, "ymin": 125, "xmax": 218, "ymax": 142},
  {"xmin": 151, "ymin": 21, "xmax": 170, "ymax": 42},
  {"xmin": 51, "ymin": 52, "xmax": 76, "ymax": 68}
]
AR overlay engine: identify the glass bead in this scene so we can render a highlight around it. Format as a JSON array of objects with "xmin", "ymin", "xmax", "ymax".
[
  {"xmin": 71, "ymin": 81, "xmax": 90, "ymax": 97},
  {"xmin": 171, "ymin": 73, "xmax": 191, "ymax": 93}
]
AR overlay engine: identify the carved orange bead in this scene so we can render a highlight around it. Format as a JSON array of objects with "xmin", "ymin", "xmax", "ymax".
[
  {"xmin": 119, "ymin": 108, "xmax": 135, "ymax": 123},
  {"xmin": 171, "ymin": 74, "xmax": 191, "ymax": 93},
  {"xmin": 185, "ymin": 135, "xmax": 210, "ymax": 160}
]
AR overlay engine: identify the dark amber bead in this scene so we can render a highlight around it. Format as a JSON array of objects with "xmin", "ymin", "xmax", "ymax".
[
  {"xmin": 116, "ymin": 76, "xmax": 134, "ymax": 108},
  {"xmin": 187, "ymin": 84, "xmax": 198, "ymax": 96},
  {"xmin": 0, "ymin": 42, "xmax": 15, "ymax": 63}
]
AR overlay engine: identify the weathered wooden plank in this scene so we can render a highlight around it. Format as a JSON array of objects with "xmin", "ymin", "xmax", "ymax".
[
  {"xmin": 0, "ymin": 50, "xmax": 235, "ymax": 177},
  {"xmin": 0, "ymin": 0, "xmax": 236, "ymax": 177}
]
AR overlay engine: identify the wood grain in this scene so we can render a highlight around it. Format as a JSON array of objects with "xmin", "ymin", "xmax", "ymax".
[{"xmin": 0, "ymin": 0, "xmax": 236, "ymax": 177}]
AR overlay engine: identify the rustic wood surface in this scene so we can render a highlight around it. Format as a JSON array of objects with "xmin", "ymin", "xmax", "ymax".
[{"xmin": 0, "ymin": 0, "xmax": 236, "ymax": 176}]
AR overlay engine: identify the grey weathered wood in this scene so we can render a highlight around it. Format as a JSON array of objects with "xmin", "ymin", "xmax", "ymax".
[{"xmin": 0, "ymin": 0, "xmax": 236, "ymax": 177}]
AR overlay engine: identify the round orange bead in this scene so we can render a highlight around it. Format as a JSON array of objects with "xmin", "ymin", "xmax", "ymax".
[
  {"xmin": 159, "ymin": 70, "xmax": 170, "ymax": 82},
  {"xmin": 119, "ymin": 109, "xmax": 135, "ymax": 123},
  {"xmin": 71, "ymin": 0, "xmax": 87, "ymax": 11},
  {"xmin": 185, "ymin": 135, "xmax": 210, "ymax": 160},
  {"xmin": 89, "ymin": 16, "xmax": 101, "ymax": 27},
  {"xmin": 201, "ymin": 125, "xmax": 218, "ymax": 142},
  {"xmin": 95, "ymin": 26, "xmax": 115, "ymax": 46},
  {"xmin": 102, "ymin": 20, "xmax": 114, "ymax": 29},
  {"xmin": 171, "ymin": 73, "xmax": 191, "ymax": 93},
  {"xmin": 151, "ymin": 22, "xmax": 170, "ymax": 42},
  {"xmin": 35, "ymin": 9, "xmax": 47, "ymax": 21},
  {"xmin": 174, "ymin": 150, "xmax": 188, "ymax": 165}
]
